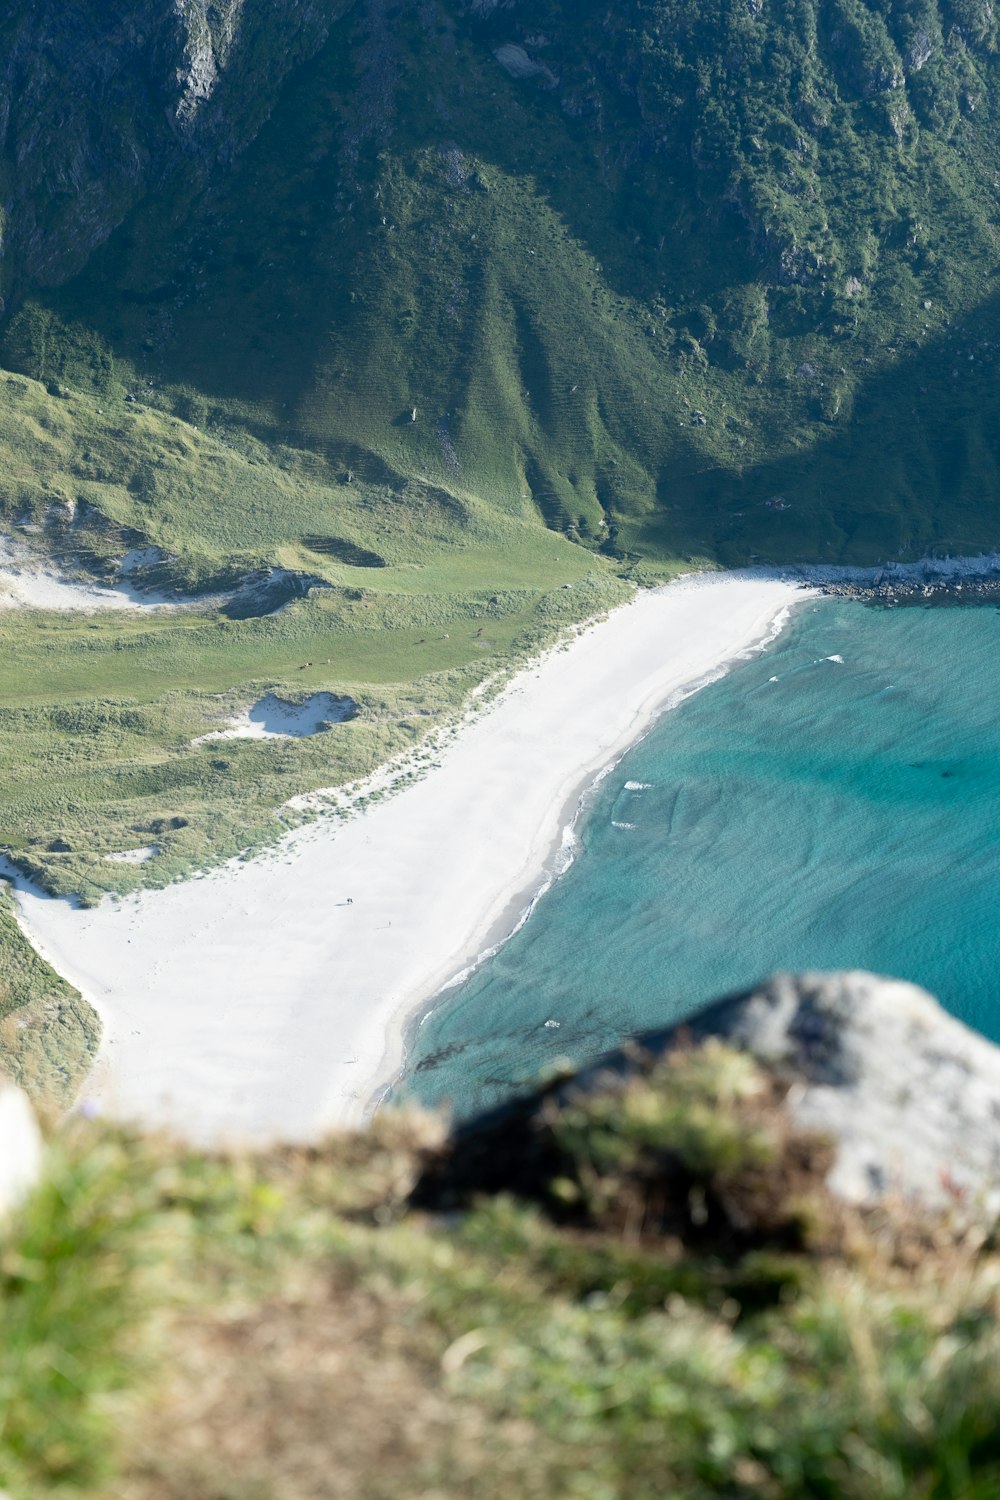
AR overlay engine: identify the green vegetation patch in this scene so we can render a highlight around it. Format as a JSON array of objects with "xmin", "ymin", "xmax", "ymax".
[
  {"xmin": 0, "ymin": 562, "xmax": 630, "ymax": 904},
  {"xmin": 6, "ymin": 0, "xmax": 1000, "ymax": 567},
  {"xmin": 5, "ymin": 1044, "xmax": 1000, "ymax": 1498},
  {"xmin": 0, "ymin": 884, "xmax": 99, "ymax": 1110},
  {"xmin": 0, "ymin": 359, "xmax": 637, "ymax": 903}
]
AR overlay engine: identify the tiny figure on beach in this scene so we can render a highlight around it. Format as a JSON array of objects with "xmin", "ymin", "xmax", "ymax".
[{"xmin": 346, "ymin": 897, "xmax": 353, "ymax": 905}]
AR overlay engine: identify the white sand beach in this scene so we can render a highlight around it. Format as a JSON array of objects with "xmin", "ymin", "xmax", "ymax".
[{"xmin": 10, "ymin": 572, "xmax": 811, "ymax": 1143}]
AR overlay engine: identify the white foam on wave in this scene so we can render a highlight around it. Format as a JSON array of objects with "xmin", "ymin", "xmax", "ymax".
[
  {"xmin": 732, "ymin": 602, "xmax": 793, "ymax": 660},
  {"xmin": 611, "ymin": 820, "xmax": 637, "ymax": 830},
  {"xmin": 431, "ymin": 820, "xmax": 583, "ymax": 999},
  {"xmin": 826, "ymin": 654, "xmax": 845, "ymax": 664},
  {"xmin": 624, "ymin": 780, "xmax": 652, "ymax": 790}
]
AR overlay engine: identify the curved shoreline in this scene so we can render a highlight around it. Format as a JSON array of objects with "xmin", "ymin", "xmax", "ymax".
[
  {"xmin": 8, "ymin": 573, "xmax": 811, "ymax": 1143},
  {"xmin": 375, "ymin": 597, "xmax": 801, "ymax": 1120},
  {"xmin": 333, "ymin": 578, "xmax": 815, "ymax": 1130}
]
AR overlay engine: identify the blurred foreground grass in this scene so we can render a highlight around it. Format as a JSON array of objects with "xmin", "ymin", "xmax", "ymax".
[{"xmin": 4, "ymin": 1042, "xmax": 1000, "ymax": 1499}]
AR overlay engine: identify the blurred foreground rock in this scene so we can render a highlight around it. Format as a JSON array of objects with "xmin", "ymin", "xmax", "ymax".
[
  {"xmin": 673, "ymin": 972, "xmax": 1000, "ymax": 1214},
  {"xmin": 0, "ymin": 1081, "xmax": 43, "ymax": 1217},
  {"xmin": 431, "ymin": 972, "xmax": 1000, "ymax": 1220}
]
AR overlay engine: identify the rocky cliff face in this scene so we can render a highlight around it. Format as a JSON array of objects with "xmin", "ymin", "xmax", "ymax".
[
  {"xmin": 6, "ymin": 0, "xmax": 998, "ymax": 318},
  {"xmin": 0, "ymin": 0, "xmax": 349, "ymax": 300}
]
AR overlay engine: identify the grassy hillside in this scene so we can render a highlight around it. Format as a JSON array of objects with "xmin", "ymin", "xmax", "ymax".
[
  {"xmin": 0, "ymin": 885, "xmax": 97, "ymax": 1107},
  {"xmin": 0, "ymin": 567, "xmax": 631, "ymax": 906},
  {"xmin": 0, "ymin": 342, "xmax": 634, "ymax": 906},
  {"xmin": 5, "ymin": 1041, "xmax": 1000, "ymax": 1498},
  {"xmin": 5, "ymin": 0, "xmax": 1000, "ymax": 566},
  {"xmin": 0, "ymin": 0, "xmax": 999, "ymax": 895}
]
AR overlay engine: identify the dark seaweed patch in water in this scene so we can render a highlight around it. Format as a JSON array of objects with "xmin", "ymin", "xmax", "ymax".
[{"xmin": 414, "ymin": 1040, "xmax": 469, "ymax": 1072}]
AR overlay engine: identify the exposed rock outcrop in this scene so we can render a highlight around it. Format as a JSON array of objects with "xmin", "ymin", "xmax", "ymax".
[
  {"xmin": 425, "ymin": 971, "xmax": 1000, "ymax": 1221},
  {"xmin": 0, "ymin": 0, "xmax": 350, "ymax": 296},
  {"xmin": 671, "ymin": 971, "xmax": 1000, "ymax": 1213}
]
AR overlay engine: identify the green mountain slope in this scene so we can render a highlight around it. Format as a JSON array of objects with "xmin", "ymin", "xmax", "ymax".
[
  {"xmin": 1, "ymin": 0, "xmax": 1000, "ymax": 910},
  {"xmin": 4, "ymin": 0, "xmax": 1000, "ymax": 567}
]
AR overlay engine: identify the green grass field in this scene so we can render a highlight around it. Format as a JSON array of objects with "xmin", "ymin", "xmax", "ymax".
[
  {"xmin": 0, "ymin": 402, "xmax": 633, "ymax": 909},
  {"xmin": 0, "ymin": 581, "xmax": 631, "ymax": 904}
]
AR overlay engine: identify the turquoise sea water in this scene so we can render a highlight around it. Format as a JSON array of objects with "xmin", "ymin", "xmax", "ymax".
[{"xmin": 403, "ymin": 597, "xmax": 1000, "ymax": 1119}]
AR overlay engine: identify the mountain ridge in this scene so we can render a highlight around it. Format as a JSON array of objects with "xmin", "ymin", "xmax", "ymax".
[{"xmin": 3, "ymin": 0, "xmax": 1000, "ymax": 569}]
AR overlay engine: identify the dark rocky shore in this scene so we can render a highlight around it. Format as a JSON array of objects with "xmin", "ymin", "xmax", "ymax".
[{"xmin": 820, "ymin": 574, "xmax": 1000, "ymax": 607}]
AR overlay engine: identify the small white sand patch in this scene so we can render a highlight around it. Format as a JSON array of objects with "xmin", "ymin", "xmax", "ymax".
[
  {"xmin": 0, "ymin": 535, "xmax": 177, "ymax": 611},
  {"xmin": 194, "ymin": 691, "xmax": 358, "ymax": 743},
  {"xmin": 104, "ymin": 847, "xmax": 158, "ymax": 865},
  {"xmin": 118, "ymin": 546, "xmax": 163, "ymax": 576}
]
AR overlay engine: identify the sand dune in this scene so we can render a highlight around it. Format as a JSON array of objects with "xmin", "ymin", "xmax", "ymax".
[{"xmin": 0, "ymin": 536, "xmax": 177, "ymax": 610}]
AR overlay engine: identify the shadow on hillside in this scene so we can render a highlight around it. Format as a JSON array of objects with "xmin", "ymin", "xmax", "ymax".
[
  {"xmin": 6, "ymin": 1, "xmax": 1000, "ymax": 566},
  {"xmin": 0, "ymin": 2, "xmax": 743, "ymax": 440},
  {"xmin": 639, "ymin": 294, "xmax": 1000, "ymax": 566}
]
